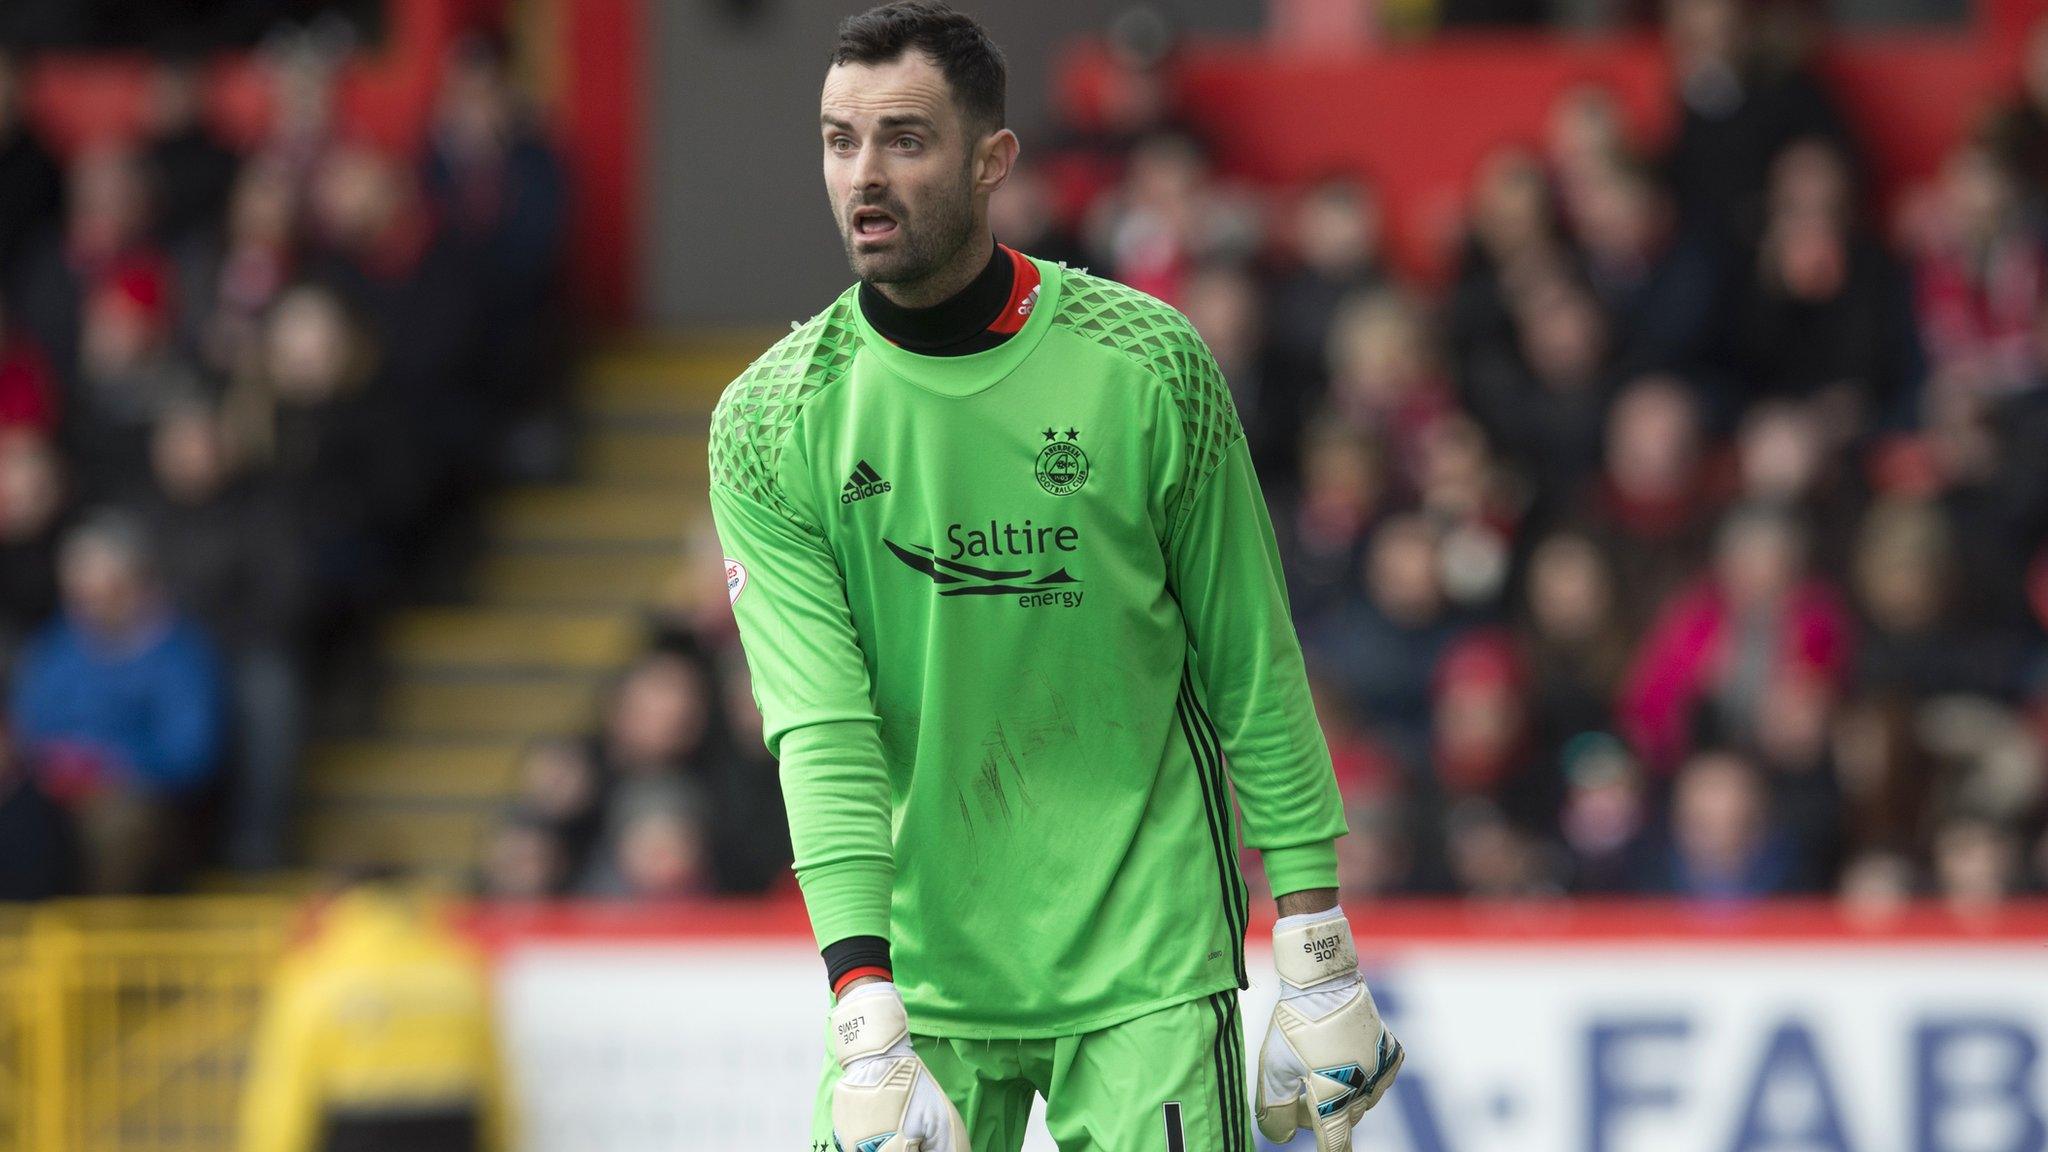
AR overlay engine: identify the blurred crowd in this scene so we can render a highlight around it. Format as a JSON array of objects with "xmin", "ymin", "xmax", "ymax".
[
  {"xmin": 8, "ymin": 0, "xmax": 2048, "ymax": 919},
  {"xmin": 980, "ymin": 0, "xmax": 2046, "ymax": 915},
  {"xmin": 0, "ymin": 29, "xmax": 568, "ymax": 895}
]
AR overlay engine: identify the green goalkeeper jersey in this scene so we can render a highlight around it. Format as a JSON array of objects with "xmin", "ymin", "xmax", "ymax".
[{"xmin": 708, "ymin": 256, "xmax": 1344, "ymax": 1038}]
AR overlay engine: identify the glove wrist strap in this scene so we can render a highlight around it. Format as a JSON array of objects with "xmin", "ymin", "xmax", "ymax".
[
  {"xmin": 830, "ymin": 982, "xmax": 910, "ymax": 1067},
  {"xmin": 1273, "ymin": 909, "xmax": 1359, "ymax": 989}
]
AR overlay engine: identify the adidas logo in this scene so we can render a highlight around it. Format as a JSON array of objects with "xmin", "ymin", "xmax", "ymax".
[{"xmin": 840, "ymin": 459, "xmax": 893, "ymax": 505}]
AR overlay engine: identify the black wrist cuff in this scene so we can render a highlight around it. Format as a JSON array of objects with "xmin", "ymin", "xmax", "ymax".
[{"xmin": 822, "ymin": 934, "xmax": 893, "ymax": 989}]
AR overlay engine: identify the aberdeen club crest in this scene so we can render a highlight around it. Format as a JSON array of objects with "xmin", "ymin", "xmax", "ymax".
[{"xmin": 1035, "ymin": 426, "xmax": 1088, "ymax": 496}]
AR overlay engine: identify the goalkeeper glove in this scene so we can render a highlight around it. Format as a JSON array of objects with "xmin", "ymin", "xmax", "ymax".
[
  {"xmin": 1256, "ymin": 907, "xmax": 1404, "ymax": 1150},
  {"xmin": 829, "ymin": 982, "xmax": 969, "ymax": 1152}
]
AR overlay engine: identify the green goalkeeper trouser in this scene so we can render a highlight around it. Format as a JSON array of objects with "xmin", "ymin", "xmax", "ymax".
[{"xmin": 810, "ymin": 989, "xmax": 1254, "ymax": 1152}]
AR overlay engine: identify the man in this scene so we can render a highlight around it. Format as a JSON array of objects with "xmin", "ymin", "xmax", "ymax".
[
  {"xmin": 708, "ymin": 5, "xmax": 1402, "ymax": 1150},
  {"xmin": 238, "ymin": 873, "xmax": 514, "ymax": 1152},
  {"xmin": 7, "ymin": 510, "xmax": 226, "ymax": 892}
]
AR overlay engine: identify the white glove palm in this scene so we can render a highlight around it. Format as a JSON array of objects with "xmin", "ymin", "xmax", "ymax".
[
  {"xmin": 830, "ymin": 982, "xmax": 969, "ymax": 1152},
  {"xmin": 1256, "ymin": 909, "xmax": 1404, "ymax": 1151}
]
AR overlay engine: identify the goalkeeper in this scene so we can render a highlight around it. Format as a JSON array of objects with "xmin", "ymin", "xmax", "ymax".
[{"xmin": 709, "ymin": 4, "xmax": 1402, "ymax": 1149}]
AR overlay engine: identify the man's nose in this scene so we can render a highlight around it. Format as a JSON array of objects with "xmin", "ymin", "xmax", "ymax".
[{"xmin": 851, "ymin": 143, "xmax": 888, "ymax": 193}]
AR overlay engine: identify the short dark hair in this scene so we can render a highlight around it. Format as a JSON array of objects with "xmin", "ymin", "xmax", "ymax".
[{"xmin": 831, "ymin": 2, "xmax": 1006, "ymax": 133}]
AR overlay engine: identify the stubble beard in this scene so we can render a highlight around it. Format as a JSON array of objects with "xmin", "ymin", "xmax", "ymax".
[{"xmin": 841, "ymin": 179, "xmax": 976, "ymax": 291}]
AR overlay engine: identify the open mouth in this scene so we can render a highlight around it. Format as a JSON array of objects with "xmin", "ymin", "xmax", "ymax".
[{"xmin": 851, "ymin": 207, "xmax": 899, "ymax": 241}]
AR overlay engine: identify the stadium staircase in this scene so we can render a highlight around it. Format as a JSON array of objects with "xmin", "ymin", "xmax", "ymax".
[{"xmin": 284, "ymin": 334, "xmax": 766, "ymax": 885}]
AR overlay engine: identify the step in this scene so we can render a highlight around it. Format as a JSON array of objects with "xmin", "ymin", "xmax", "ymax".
[
  {"xmin": 489, "ymin": 486, "xmax": 702, "ymax": 547},
  {"xmin": 578, "ymin": 428, "xmax": 708, "ymax": 485},
  {"xmin": 378, "ymin": 676, "xmax": 602, "ymax": 739},
  {"xmin": 297, "ymin": 804, "xmax": 498, "ymax": 872},
  {"xmin": 583, "ymin": 338, "xmax": 768, "ymax": 397},
  {"xmin": 384, "ymin": 608, "xmax": 641, "ymax": 673},
  {"xmin": 303, "ymin": 739, "xmax": 525, "ymax": 802},
  {"xmin": 475, "ymin": 551, "xmax": 682, "ymax": 608}
]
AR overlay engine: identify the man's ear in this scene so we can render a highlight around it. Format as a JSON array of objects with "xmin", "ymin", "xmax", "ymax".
[{"xmin": 976, "ymin": 128, "xmax": 1020, "ymax": 196}]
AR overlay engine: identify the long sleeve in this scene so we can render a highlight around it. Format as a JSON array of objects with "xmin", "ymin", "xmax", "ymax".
[
  {"xmin": 1164, "ymin": 392, "xmax": 1345, "ymax": 899},
  {"xmin": 135, "ymin": 626, "xmax": 226, "ymax": 794},
  {"xmin": 236, "ymin": 963, "xmax": 319, "ymax": 1152},
  {"xmin": 709, "ymin": 479, "xmax": 894, "ymax": 950}
]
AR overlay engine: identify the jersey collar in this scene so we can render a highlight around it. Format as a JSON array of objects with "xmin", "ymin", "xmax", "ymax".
[{"xmin": 851, "ymin": 254, "xmax": 1063, "ymax": 398}]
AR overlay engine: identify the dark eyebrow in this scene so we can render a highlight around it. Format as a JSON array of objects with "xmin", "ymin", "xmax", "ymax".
[{"xmin": 819, "ymin": 113, "xmax": 938, "ymax": 134}]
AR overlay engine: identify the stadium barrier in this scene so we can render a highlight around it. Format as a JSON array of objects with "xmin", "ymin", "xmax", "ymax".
[
  {"xmin": 468, "ymin": 899, "xmax": 2048, "ymax": 1152},
  {"xmin": 0, "ymin": 899, "xmax": 289, "ymax": 1152},
  {"xmin": 0, "ymin": 897, "xmax": 2042, "ymax": 1150}
]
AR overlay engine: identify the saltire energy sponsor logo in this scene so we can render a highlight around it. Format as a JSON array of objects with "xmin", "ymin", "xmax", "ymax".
[{"xmin": 884, "ymin": 521, "xmax": 1083, "ymax": 608}]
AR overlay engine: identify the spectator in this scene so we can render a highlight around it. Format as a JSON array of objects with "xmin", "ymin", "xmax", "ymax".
[
  {"xmin": 1657, "ymin": 748, "xmax": 1801, "ymax": 899},
  {"xmin": 1620, "ymin": 504, "xmax": 1853, "ymax": 772},
  {"xmin": 1930, "ymin": 813, "xmax": 2025, "ymax": 918},
  {"xmin": 306, "ymin": 147, "xmax": 483, "ymax": 488},
  {"xmin": 1732, "ymin": 400, "xmax": 1861, "ymax": 571},
  {"xmin": 593, "ymin": 649, "xmax": 719, "ymax": 785},
  {"xmin": 141, "ymin": 58, "xmax": 239, "ymax": 248},
  {"xmin": 1547, "ymin": 85, "xmax": 1632, "ymax": 231},
  {"xmin": 1521, "ymin": 531, "xmax": 1633, "ymax": 759},
  {"xmin": 1909, "ymin": 141, "xmax": 2043, "ymax": 403},
  {"xmin": 1830, "ymin": 694, "xmax": 1935, "ymax": 859},
  {"xmin": 420, "ymin": 31, "xmax": 571, "ymax": 478},
  {"xmin": 1179, "ymin": 261, "xmax": 1270, "ymax": 467},
  {"xmin": 196, "ymin": 158, "xmax": 298, "ymax": 377},
  {"xmin": 1448, "ymin": 148, "xmax": 1567, "ymax": 380},
  {"xmin": 0, "ymin": 49, "xmax": 62, "ymax": 281},
  {"xmin": 1430, "ymin": 631, "xmax": 1550, "ymax": 827},
  {"xmin": 0, "ymin": 428, "xmax": 65, "ymax": 662},
  {"xmin": 1461, "ymin": 268, "xmax": 1612, "ymax": 497},
  {"xmin": 1443, "ymin": 800, "xmax": 1559, "ymax": 899},
  {"xmin": 1278, "ymin": 424, "xmax": 1388, "ymax": 620},
  {"xmin": 1335, "ymin": 797, "xmax": 1412, "ymax": 900},
  {"xmin": 1574, "ymin": 373, "xmax": 1722, "ymax": 629},
  {"xmin": 479, "ymin": 810, "xmax": 568, "ymax": 901},
  {"xmin": 69, "ymin": 256, "xmax": 205, "ymax": 500},
  {"xmin": 1986, "ymin": 15, "xmax": 2048, "ymax": 210},
  {"xmin": 513, "ymin": 736, "xmax": 605, "ymax": 875},
  {"xmin": 1660, "ymin": 0, "xmax": 1857, "ymax": 246},
  {"xmin": 1416, "ymin": 414, "xmax": 1516, "ymax": 611},
  {"xmin": 7, "ymin": 511, "xmax": 226, "ymax": 891},
  {"xmin": 0, "ymin": 294, "xmax": 56, "ymax": 433},
  {"xmin": 1727, "ymin": 138, "xmax": 1917, "ymax": 423},
  {"xmin": 1556, "ymin": 732, "xmax": 1653, "ymax": 893},
  {"xmin": 1323, "ymin": 285, "xmax": 1450, "ymax": 489},
  {"xmin": 129, "ymin": 399, "xmax": 310, "ymax": 868},
  {"xmin": 1571, "ymin": 159, "xmax": 1721, "ymax": 376},
  {"xmin": 706, "ymin": 657, "xmax": 792, "ymax": 894},
  {"xmin": 12, "ymin": 146, "xmax": 168, "ymax": 389},
  {"xmin": 1263, "ymin": 175, "xmax": 1387, "ymax": 472},
  {"xmin": 1751, "ymin": 668, "xmax": 1844, "ymax": 887},
  {"xmin": 0, "ymin": 712, "xmax": 80, "ymax": 900},
  {"xmin": 248, "ymin": 284, "xmax": 423, "ymax": 628},
  {"xmin": 1083, "ymin": 132, "xmax": 1259, "ymax": 302},
  {"xmin": 989, "ymin": 162, "xmax": 1085, "ymax": 269},
  {"xmin": 1850, "ymin": 499, "xmax": 2023, "ymax": 698},
  {"xmin": 1306, "ymin": 512, "xmax": 1467, "ymax": 767},
  {"xmin": 1837, "ymin": 848, "xmax": 1917, "ymax": 923},
  {"xmin": 581, "ymin": 779, "xmax": 715, "ymax": 900}
]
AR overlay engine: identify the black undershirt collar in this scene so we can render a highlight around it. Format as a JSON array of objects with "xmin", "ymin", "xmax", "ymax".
[{"xmin": 859, "ymin": 242, "xmax": 1015, "ymax": 357}]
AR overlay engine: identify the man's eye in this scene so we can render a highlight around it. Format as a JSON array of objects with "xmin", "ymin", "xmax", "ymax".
[
  {"xmin": 829, "ymin": 137, "xmax": 855, "ymax": 153},
  {"xmin": 893, "ymin": 136, "xmax": 922, "ymax": 152}
]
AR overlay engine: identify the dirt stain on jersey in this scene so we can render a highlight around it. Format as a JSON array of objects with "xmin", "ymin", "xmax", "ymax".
[{"xmin": 974, "ymin": 720, "xmax": 1018, "ymax": 826}]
